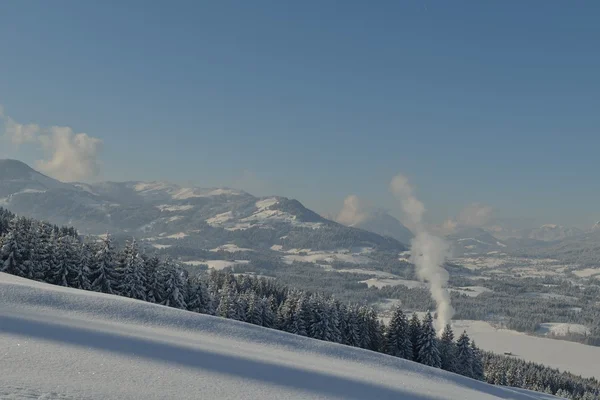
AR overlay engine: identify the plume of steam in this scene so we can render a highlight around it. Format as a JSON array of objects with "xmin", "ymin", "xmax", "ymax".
[
  {"xmin": 336, "ymin": 195, "xmax": 368, "ymax": 226},
  {"xmin": 390, "ymin": 173, "xmax": 454, "ymax": 334},
  {"xmin": 1, "ymin": 105, "xmax": 103, "ymax": 182}
]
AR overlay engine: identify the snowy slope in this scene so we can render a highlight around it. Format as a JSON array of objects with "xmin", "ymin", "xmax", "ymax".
[{"xmin": 0, "ymin": 273, "xmax": 560, "ymax": 400}]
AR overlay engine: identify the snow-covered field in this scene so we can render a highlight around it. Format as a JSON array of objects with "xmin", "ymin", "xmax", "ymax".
[
  {"xmin": 454, "ymin": 320, "xmax": 600, "ymax": 380},
  {"xmin": 361, "ymin": 278, "xmax": 426, "ymax": 289},
  {"xmin": 181, "ymin": 260, "xmax": 250, "ymax": 270},
  {"xmin": 536, "ymin": 323, "xmax": 591, "ymax": 337},
  {"xmin": 0, "ymin": 273, "xmax": 560, "ymax": 400},
  {"xmin": 449, "ymin": 286, "xmax": 493, "ymax": 297}
]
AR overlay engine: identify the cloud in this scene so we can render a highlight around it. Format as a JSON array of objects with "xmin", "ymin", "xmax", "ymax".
[
  {"xmin": 4, "ymin": 116, "xmax": 41, "ymax": 146},
  {"xmin": 1, "ymin": 105, "xmax": 103, "ymax": 182},
  {"xmin": 433, "ymin": 203, "xmax": 494, "ymax": 235},
  {"xmin": 336, "ymin": 195, "xmax": 368, "ymax": 226},
  {"xmin": 389, "ymin": 174, "xmax": 425, "ymax": 232},
  {"xmin": 456, "ymin": 203, "xmax": 494, "ymax": 227},
  {"xmin": 36, "ymin": 126, "xmax": 103, "ymax": 182}
]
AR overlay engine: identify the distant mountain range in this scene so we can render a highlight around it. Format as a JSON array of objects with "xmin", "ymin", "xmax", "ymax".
[{"xmin": 0, "ymin": 160, "xmax": 406, "ymax": 261}]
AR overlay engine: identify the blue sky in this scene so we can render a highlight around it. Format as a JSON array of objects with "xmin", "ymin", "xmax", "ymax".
[{"xmin": 1, "ymin": 1, "xmax": 599, "ymax": 227}]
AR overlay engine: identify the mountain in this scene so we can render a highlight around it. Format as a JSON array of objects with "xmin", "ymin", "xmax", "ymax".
[
  {"xmin": 0, "ymin": 272, "xmax": 560, "ymax": 400},
  {"xmin": 522, "ymin": 224, "xmax": 584, "ymax": 242},
  {"xmin": 447, "ymin": 227, "xmax": 508, "ymax": 256},
  {"xmin": 344, "ymin": 209, "xmax": 414, "ymax": 245},
  {"xmin": 0, "ymin": 160, "xmax": 405, "ymax": 263},
  {"xmin": 0, "ymin": 159, "xmax": 74, "ymax": 197}
]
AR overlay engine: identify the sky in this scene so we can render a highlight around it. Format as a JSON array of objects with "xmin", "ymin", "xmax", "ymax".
[{"xmin": 1, "ymin": 1, "xmax": 599, "ymax": 227}]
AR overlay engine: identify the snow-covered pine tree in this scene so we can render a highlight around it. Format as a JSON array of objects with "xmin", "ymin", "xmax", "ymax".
[
  {"xmin": 245, "ymin": 291, "xmax": 263, "ymax": 326},
  {"xmin": 233, "ymin": 290, "xmax": 247, "ymax": 322},
  {"xmin": 385, "ymin": 306, "xmax": 412, "ymax": 360},
  {"xmin": 72, "ymin": 241, "xmax": 92, "ymax": 290},
  {"xmin": 456, "ymin": 331, "xmax": 474, "ymax": 378},
  {"xmin": 409, "ymin": 312, "xmax": 422, "ymax": 362},
  {"xmin": 309, "ymin": 293, "xmax": 334, "ymax": 341},
  {"xmin": 187, "ymin": 275, "xmax": 209, "ymax": 314},
  {"xmin": 52, "ymin": 235, "xmax": 78, "ymax": 287},
  {"xmin": 277, "ymin": 290, "xmax": 300, "ymax": 332},
  {"xmin": 260, "ymin": 295, "xmax": 276, "ymax": 328},
  {"xmin": 90, "ymin": 235, "xmax": 119, "ymax": 294},
  {"xmin": 439, "ymin": 324, "xmax": 457, "ymax": 372},
  {"xmin": 161, "ymin": 259, "xmax": 187, "ymax": 309},
  {"xmin": 0, "ymin": 224, "xmax": 21, "ymax": 275},
  {"xmin": 470, "ymin": 340, "xmax": 484, "ymax": 381},
  {"xmin": 327, "ymin": 298, "xmax": 343, "ymax": 344},
  {"xmin": 118, "ymin": 239, "xmax": 147, "ymax": 300},
  {"xmin": 292, "ymin": 294, "xmax": 309, "ymax": 336},
  {"xmin": 344, "ymin": 306, "xmax": 362, "ymax": 347},
  {"xmin": 417, "ymin": 311, "xmax": 441, "ymax": 368},
  {"xmin": 0, "ymin": 217, "xmax": 30, "ymax": 277},
  {"xmin": 145, "ymin": 256, "xmax": 164, "ymax": 304}
]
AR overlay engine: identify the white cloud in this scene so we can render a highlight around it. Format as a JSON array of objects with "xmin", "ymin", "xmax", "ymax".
[
  {"xmin": 433, "ymin": 203, "xmax": 494, "ymax": 235},
  {"xmin": 1, "ymin": 104, "xmax": 103, "ymax": 182},
  {"xmin": 336, "ymin": 195, "xmax": 368, "ymax": 226},
  {"xmin": 389, "ymin": 173, "xmax": 425, "ymax": 232},
  {"xmin": 456, "ymin": 203, "xmax": 493, "ymax": 227},
  {"xmin": 36, "ymin": 126, "xmax": 103, "ymax": 182}
]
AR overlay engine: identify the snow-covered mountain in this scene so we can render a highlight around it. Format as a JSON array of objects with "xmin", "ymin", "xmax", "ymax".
[
  {"xmin": 523, "ymin": 224, "xmax": 584, "ymax": 242},
  {"xmin": 447, "ymin": 227, "xmax": 508, "ymax": 256},
  {"xmin": 0, "ymin": 272, "xmax": 559, "ymax": 400},
  {"xmin": 343, "ymin": 208, "xmax": 414, "ymax": 245},
  {"xmin": 0, "ymin": 159, "xmax": 74, "ymax": 197},
  {"xmin": 0, "ymin": 160, "xmax": 405, "ymax": 255}
]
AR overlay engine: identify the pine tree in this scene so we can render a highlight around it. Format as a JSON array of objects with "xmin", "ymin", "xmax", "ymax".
[
  {"xmin": 260, "ymin": 295, "xmax": 275, "ymax": 328},
  {"xmin": 470, "ymin": 340, "xmax": 484, "ymax": 381},
  {"xmin": 293, "ymin": 294, "xmax": 309, "ymax": 336},
  {"xmin": 385, "ymin": 306, "xmax": 412, "ymax": 360},
  {"xmin": 118, "ymin": 239, "xmax": 147, "ymax": 300},
  {"xmin": 161, "ymin": 260, "xmax": 187, "ymax": 309},
  {"xmin": 145, "ymin": 256, "xmax": 164, "ymax": 304},
  {"xmin": 344, "ymin": 306, "xmax": 361, "ymax": 347},
  {"xmin": 0, "ymin": 218, "xmax": 26, "ymax": 276},
  {"xmin": 245, "ymin": 292, "xmax": 263, "ymax": 326},
  {"xmin": 71, "ymin": 242, "xmax": 92, "ymax": 290},
  {"xmin": 52, "ymin": 235, "xmax": 78, "ymax": 287},
  {"xmin": 327, "ymin": 298, "xmax": 342, "ymax": 343},
  {"xmin": 417, "ymin": 312, "xmax": 441, "ymax": 368},
  {"xmin": 90, "ymin": 235, "xmax": 119, "ymax": 294},
  {"xmin": 309, "ymin": 294, "xmax": 330, "ymax": 341},
  {"xmin": 409, "ymin": 312, "xmax": 422, "ymax": 362},
  {"xmin": 439, "ymin": 324, "xmax": 457, "ymax": 372},
  {"xmin": 456, "ymin": 331, "xmax": 474, "ymax": 378},
  {"xmin": 187, "ymin": 276, "xmax": 209, "ymax": 314}
]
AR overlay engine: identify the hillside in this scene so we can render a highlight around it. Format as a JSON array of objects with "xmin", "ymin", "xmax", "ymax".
[{"xmin": 0, "ymin": 273, "xmax": 560, "ymax": 400}]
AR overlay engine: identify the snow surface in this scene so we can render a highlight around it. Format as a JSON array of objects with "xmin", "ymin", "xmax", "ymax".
[
  {"xmin": 210, "ymin": 244, "xmax": 255, "ymax": 253},
  {"xmin": 449, "ymin": 286, "xmax": 493, "ymax": 297},
  {"xmin": 361, "ymin": 278, "xmax": 426, "ymax": 289},
  {"xmin": 572, "ymin": 267, "xmax": 600, "ymax": 278},
  {"xmin": 0, "ymin": 273, "xmax": 559, "ymax": 400},
  {"xmin": 156, "ymin": 204, "xmax": 194, "ymax": 212},
  {"xmin": 454, "ymin": 320, "xmax": 600, "ymax": 380},
  {"xmin": 183, "ymin": 260, "xmax": 250, "ymax": 270},
  {"xmin": 536, "ymin": 323, "xmax": 591, "ymax": 337}
]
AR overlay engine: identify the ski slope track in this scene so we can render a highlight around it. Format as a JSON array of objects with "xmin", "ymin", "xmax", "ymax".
[{"xmin": 0, "ymin": 273, "xmax": 560, "ymax": 400}]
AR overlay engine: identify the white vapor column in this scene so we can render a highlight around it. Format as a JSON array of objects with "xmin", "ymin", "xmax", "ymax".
[{"xmin": 390, "ymin": 174, "xmax": 454, "ymax": 334}]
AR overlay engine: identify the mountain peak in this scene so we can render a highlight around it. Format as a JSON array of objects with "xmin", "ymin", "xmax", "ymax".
[{"xmin": 0, "ymin": 159, "xmax": 37, "ymax": 180}]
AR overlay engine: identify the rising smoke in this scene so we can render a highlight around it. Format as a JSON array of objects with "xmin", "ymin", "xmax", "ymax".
[{"xmin": 390, "ymin": 174, "xmax": 454, "ymax": 334}]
